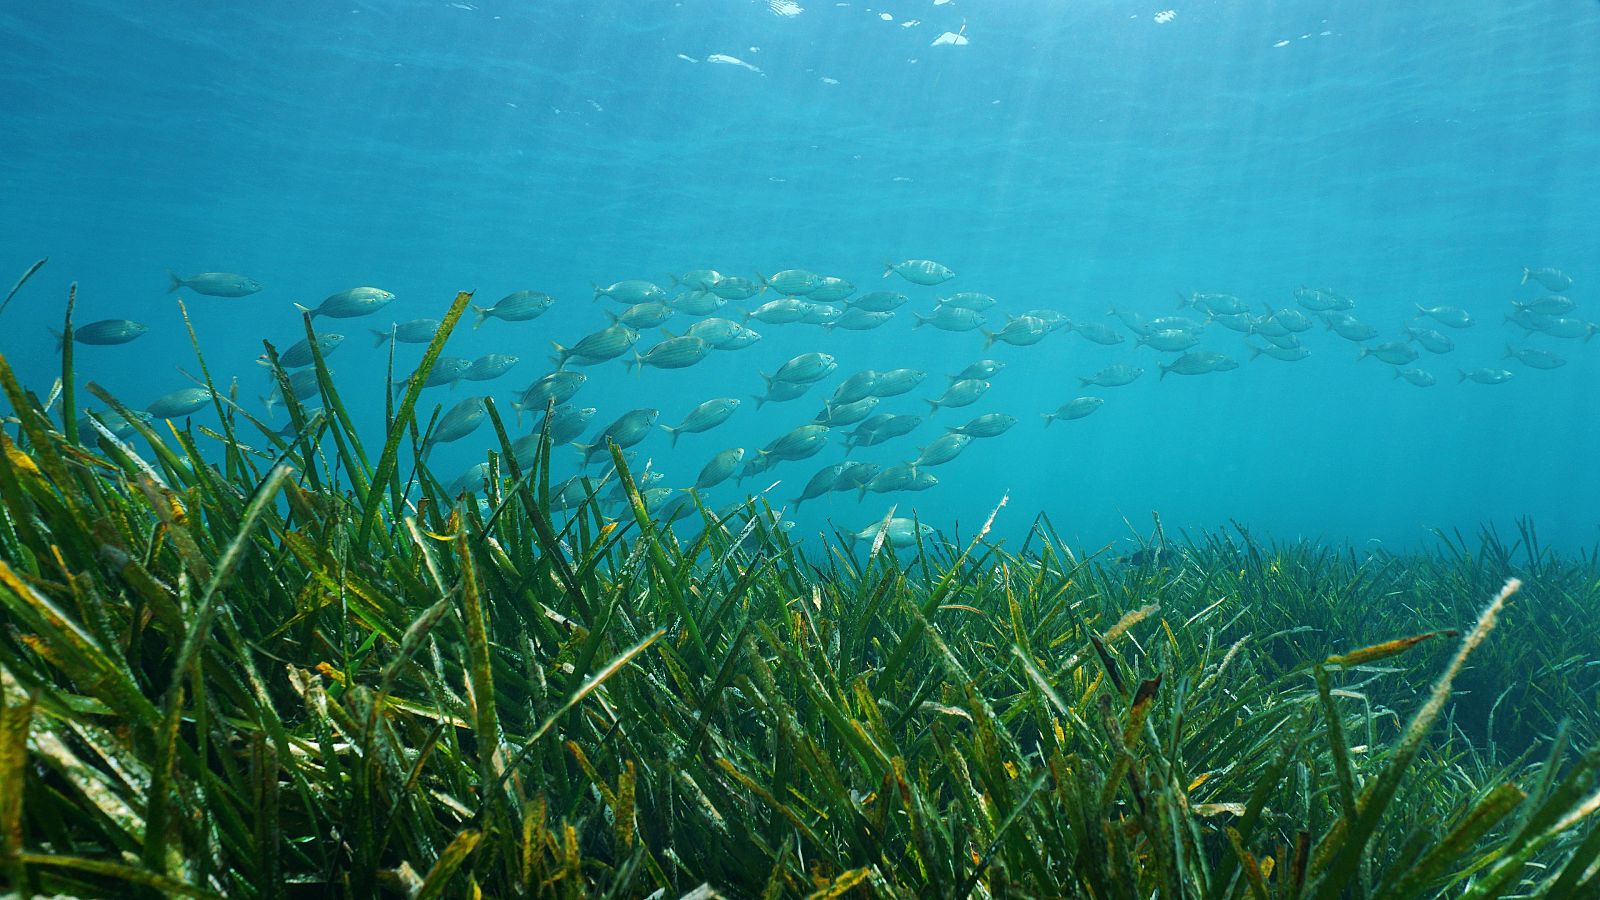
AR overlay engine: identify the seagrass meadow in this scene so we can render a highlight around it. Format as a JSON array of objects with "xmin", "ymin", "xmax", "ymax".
[{"xmin": 3, "ymin": 287, "xmax": 1600, "ymax": 898}]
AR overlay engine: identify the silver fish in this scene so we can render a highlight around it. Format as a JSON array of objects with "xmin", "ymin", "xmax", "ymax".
[
  {"xmin": 1042, "ymin": 397, "xmax": 1103, "ymax": 425},
  {"xmin": 982, "ymin": 316, "xmax": 1050, "ymax": 348},
  {"xmin": 851, "ymin": 517, "xmax": 933, "ymax": 547},
  {"xmin": 808, "ymin": 277, "xmax": 856, "ymax": 303},
  {"xmin": 511, "ymin": 371, "xmax": 586, "ymax": 419},
  {"xmin": 759, "ymin": 269, "xmax": 823, "ymax": 296},
  {"xmin": 801, "ymin": 303, "xmax": 843, "ymax": 326},
  {"xmin": 926, "ymin": 379, "xmax": 989, "ymax": 413},
  {"xmin": 938, "ymin": 291, "xmax": 997, "ymax": 311},
  {"xmin": 551, "ymin": 323, "xmax": 638, "ymax": 367},
  {"xmin": 593, "ymin": 280, "xmax": 665, "ymax": 304},
  {"xmin": 884, "ymin": 259, "xmax": 955, "ymax": 286},
  {"xmin": 1511, "ymin": 295, "xmax": 1575, "ymax": 317},
  {"xmin": 268, "ymin": 332, "xmax": 344, "ymax": 368},
  {"xmin": 1258, "ymin": 331, "xmax": 1301, "ymax": 350},
  {"xmin": 628, "ymin": 335, "xmax": 711, "ymax": 371},
  {"xmin": 1069, "ymin": 322, "xmax": 1126, "ymax": 346},
  {"xmin": 464, "ymin": 353, "xmax": 520, "ymax": 382},
  {"xmin": 686, "ymin": 317, "xmax": 745, "ymax": 346},
  {"xmin": 815, "ymin": 396, "xmax": 880, "ymax": 427},
  {"xmin": 833, "ymin": 462, "xmax": 880, "ymax": 492},
  {"xmin": 427, "ymin": 396, "xmax": 486, "ymax": 446},
  {"xmin": 1458, "ymin": 368, "xmax": 1514, "ymax": 385},
  {"xmin": 397, "ymin": 356, "xmax": 471, "ymax": 390},
  {"xmin": 1394, "ymin": 368, "xmax": 1435, "ymax": 387},
  {"xmin": 709, "ymin": 275, "xmax": 761, "ymax": 300},
  {"xmin": 576, "ymin": 408, "xmax": 659, "ymax": 465},
  {"xmin": 662, "ymin": 397, "xmax": 740, "ymax": 446},
  {"xmin": 671, "ymin": 270, "xmax": 723, "ymax": 290},
  {"xmin": 263, "ymin": 369, "xmax": 323, "ymax": 416},
  {"xmin": 1080, "ymin": 364, "xmax": 1144, "ymax": 387},
  {"xmin": 829, "ymin": 308, "xmax": 895, "ymax": 331},
  {"xmin": 1358, "ymin": 342, "xmax": 1419, "ymax": 366},
  {"xmin": 1137, "ymin": 329, "xmax": 1200, "ymax": 352},
  {"xmin": 1180, "ymin": 292, "xmax": 1248, "ymax": 316},
  {"xmin": 1521, "ymin": 267, "xmax": 1572, "ymax": 292},
  {"xmin": 1268, "ymin": 309, "xmax": 1314, "ymax": 333},
  {"xmin": 1538, "ymin": 318, "xmax": 1597, "ymax": 340},
  {"xmin": 914, "ymin": 305, "xmax": 985, "ymax": 332},
  {"xmin": 913, "ymin": 432, "xmax": 972, "ymax": 467},
  {"xmin": 745, "ymin": 298, "xmax": 811, "ymax": 324},
  {"xmin": 607, "ymin": 300, "xmax": 675, "ymax": 329},
  {"xmin": 61, "ymin": 319, "xmax": 147, "ymax": 347},
  {"xmin": 859, "ymin": 463, "xmax": 926, "ymax": 497},
  {"xmin": 847, "ymin": 414, "xmax": 923, "ymax": 451},
  {"xmin": 1503, "ymin": 345, "xmax": 1566, "ymax": 370},
  {"xmin": 1209, "ymin": 313, "xmax": 1255, "ymax": 334},
  {"xmin": 1404, "ymin": 327, "xmax": 1455, "ymax": 354},
  {"xmin": 792, "ymin": 463, "xmax": 848, "ymax": 508},
  {"xmin": 473, "ymin": 290, "xmax": 554, "ymax": 327},
  {"xmin": 718, "ymin": 325, "xmax": 763, "ymax": 350},
  {"xmin": 1293, "ymin": 287, "xmax": 1354, "ymax": 311},
  {"xmin": 830, "ymin": 370, "xmax": 880, "ymax": 405},
  {"xmin": 168, "ymin": 270, "xmax": 263, "ymax": 297},
  {"xmin": 1248, "ymin": 343, "xmax": 1311, "ymax": 362},
  {"xmin": 147, "ymin": 387, "xmax": 214, "ymax": 418},
  {"xmin": 869, "ymin": 368, "xmax": 926, "ymax": 398},
  {"xmin": 370, "ymin": 318, "xmax": 439, "ymax": 347},
  {"xmin": 951, "ymin": 359, "xmax": 1005, "ymax": 382},
  {"xmin": 766, "ymin": 352, "xmax": 837, "ymax": 385},
  {"xmin": 1323, "ymin": 313, "xmax": 1380, "ymax": 342},
  {"xmin": 296, "ymin": 287, "xmax": 394, "ymax": 319},
  {"xmin": 1020, "ymin": 309, "xmax": 1072, "ymax": 331},
  {"xmin": 1159, "ymin": 353, "xmax": 1236, "ymax": 380},
  {"xmin": 758, "ymin": 424, "xmax": 830, "ymax": 463},
  {"xmin": 850, "ymin": 291, "xmax": 908, "ymax": 312},
  {"xmin": 672, "ymin": 289, "xmax": 726, "ymax": 315},
  {"xmin": 1414, "ymin": 304, "xmax": 1474, "ymax": 329},
  {"xmin": 696, "ymin": 448, "xmax": 746, "ymax": 490},
  {"xmin": 752, "ymin": 379, "xmax": 814, "ymax": 408},
  {"xmin": 519, "ymin": 405, "xmax": 596, "ymax": 456},
  {"xmin": 947, "ymin": 413, "xmax": 1016, "ymax": 438}
]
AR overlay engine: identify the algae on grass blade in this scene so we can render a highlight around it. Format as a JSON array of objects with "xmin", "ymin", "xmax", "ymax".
[{"xmin": 1, "ymin": 301, "xmax": 1600, "ymax": 896}]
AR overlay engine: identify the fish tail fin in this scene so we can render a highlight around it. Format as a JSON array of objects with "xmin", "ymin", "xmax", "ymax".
[
  {"xmin": 1391, "ymin": 367, "xmax": 1402, "ymax": 380},
  {"xmin": 1521, "ymin": 267, "xmax": 1531, "ymax": 286},
  {"xmin": 1041, "ymin": 413, "xmax": 1055, "ymax": 428},
  {"xmin": 913, "ymin": 313, "xmax": 929, "ymax": 329},
  {"xmin": 668, "ymin": 272, "xmax": 682, "ymax": 288},
  {"xmin": 980, "ymin": 329, "xmax": 995, "ymax": 349},
  {"xmin": 1079, "ymin": 376, "xmax": 1093, "ymax": 387},
  {"xmin": 1457, "ymin": 369, "xmax": 1468, "ymax": 383},
  {"xmin": 48, "ymin": 327, "xmax": 63, "ymax": 353},
  {"xmin": 167, "ymin": 270, "xmax": 184, "ymax": 293},
  {"xmin": 591, "ymin": 283, "xmax": 604, "ymax": 301},
  {"xmin": 625, "ymin": 351, "xmax": 640, "ymax": 375},
  {"xmin": 663, "ymin": 425, "xmax": 680, "ymax": 447},
  {"xmin": 1504, "ymin": 343, "xmax": 1515, "ymax": 359},
  {"xmin": 924, "ymin": 399, "xmax": 939, "ymax": 415},
  {"xmin": 549, "ymin": 340, "xmax": 569, "ymax": 369},
  {"xmin": 369, "ymin": 328, "xmax": 392, "ymax": 347},
  {"xmin": 1413, "ymin": 303, "xmax": 1426, "ymax": 318},
  {"xmin": 882, "ymin": 260, "xmax": 896, "ymax": 278},
  {"xmin": 1157, "ymin": 365, "xmax": 1169, "ymax": 381},
  {"xmin": 261, "ymin": 393, "xmax": 278, "ymax": 419},
  {"xmin": 790, "ymin": 496, "xmax": 803, "ymax": 510},
  {"xmin": 659, "ymin": 326, "xmax": 678, "ymax": 339},
  {"xmin": 1175, "ymin": 290, "xmax": 1190, "ymax": 308},
  {"xmin": 1356, "ymin": 347, "xmax": 1369, "ymax": 361},
  {"xmin": 471, "ymin": 305, "xmax": 491, "ymax": 329},
  {"xmin": 751, "ymin": 394, "xmax": 766, "ymax": 409},
  {"xmin": 293, "ymin": 302, "xmax": 315, "ymax": 319},
  {"xmin": 603, "ymin": 310, "xmax": 620, "ymax": 325},
  {"xmin": 1248, "ymin": 345, "xmax": 1261, "ymax": 361}
]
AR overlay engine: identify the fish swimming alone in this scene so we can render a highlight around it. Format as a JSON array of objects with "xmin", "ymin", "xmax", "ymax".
[
  {"xmin": 296, "ymin": 287, "xmax": 395, "ymax": 320},
  {"xmin": 56, "ymin": 318, "xmax": 147, "ymax": 348},
  {"xmin": 169, "ymin": 270, "xmax": 263, "ymax": 297},
  {"xmin": 473, "ymin": 290, "xmax": 554, "ymax": 327},
  {"xmin": 661, "ymin": 397, "xmax": 740, "ymax": 446},
  {"xmin": 884, "ymin": 259, "xmax": 956, "ymax": 286}
]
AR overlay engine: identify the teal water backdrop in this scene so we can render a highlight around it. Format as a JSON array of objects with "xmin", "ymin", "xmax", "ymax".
[{"xmin": 1, "ymin": 0, "xmax": 1595, "ymax": 550}]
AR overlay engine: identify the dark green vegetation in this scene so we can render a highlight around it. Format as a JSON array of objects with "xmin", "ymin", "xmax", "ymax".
[{"xmin": 1, "ymin": 283, "xmax": 1600, "ymax": 897}]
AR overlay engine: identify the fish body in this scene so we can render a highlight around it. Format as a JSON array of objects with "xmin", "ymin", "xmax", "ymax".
[
  {"xmin": 914, "ymin": 432, "xmax": 972, "ymax": 467},
  {"xmin": 982, "ymin": 316, "xmax": 1049, "ymax": 347},
  {"xmin": 745, "ymin": 298, "xmax": 811, "ymax": 324},
  {"xmin": 269, "ymin": 332, "xmax": 344, "ymax": 368},
  {"xmin": 752, "ymin": 379, "xmax": 814, "ymax": 408},
  {"xmin": 1209, "ymin": 313, "xmax": 1255, "ymax": 334},
  {"xmin": 760, "ymin": 424, "xmax": 830, "ymax": 463},
  {"xmin": 297, "ymin": 287, "xmax": 394, "ymax": 319},
  {"xmin": 847, "ymin": 414, "xmax": 922, "ymax": 450},
  {"xmin": 169, "ymin": 270, "xmax": 263, "ymax": 297},
  {"xmin": 662, "ymin": 397, "xmax": 740, "ymax": 445},
  {"xmin": 1070, "ymin": 322, "xmax": 1125, "ymax": 346},
  {"xmin": 808, "ymin": 277, "xmax": 856, "ymax": 303},
  {"xmin": 766, "ymin": 352, "xmax": 837, "ymax": 385},
  {"xmin": 371, "ymin": 318, "xmax": 440, "ymax": 346},
  {"xmin": 1043, "ymin": 397, "xmax": 1103, "ymax": 425},
  {"xmin": 948, "ymin": 412, "xmax": 1016, "ymax": 438},
  {"xmin": 1293, "ymin": 287, "xmax": 1354, "ymax": 312},
  {"xmin": 672, "ymin": 289, "xmax": 726, "ymax": 315},
  {"xmin": 397, "ymin": 356, "xmax": 471, "ymax": 390},
  {"xmin": 1251, "ymin": 316, "xmax": 1290, "ymax": 338},
  {"xmin": 686, "ymin": 317, "xmax": 744, "ymax": 346},
  {"xmin": 760, "ymin": 269, "xmax": 823, "ymax": 296},
  {"xmin": 66, "ymin": 318, "xmax": 148, "ymax": 347},
  {"xmin": 264, "ymin": 369, "xmax": 323, "ymax": 415},
  {"xmin": 629, "ymin": 335, "xmax": 711, "ymax": 371},
  {"xmin": 1403, "ymin": 327, "xmax": 1455, "ymax": 354},
  {"xmin": 1504, "ymin": 345, "xmax": 1566, "ymax": 370},
  {"xmin": 870, "ymin": 368, "xmax": 926, "ymax": 397},
  {"xmin": 607, "ymin": 300, "xmax": 675, "ymax": 329},
  {"xmin": 884, "ymin": 259, "xmax": 956, "ymax": 286},
  {"xmin": 464, "ymin": 353, "xmax": 521, "ymax": 382},
  {"xmin": 1394, "ymin": 368, "xmax": 1436, "ymax": 387},
  {"xmin": 1511, "ymin": 295, "xmax": 1575, "ymax": 317},
  {"xmin": 428, "ymin": 396, "xmax": 487, "ymax": 446},
  {"xmin": 473, "ymin": 290, "xmax": 554, "ymax": 327},
  {"xmin": 1080, "ymin": 364, "xmax": 1144, "ymax": 387},
  {"xmin": 1020, "ymin": 309, "xmax": 1072, "ymax": 331},
  {"xmin": 830, "ymin": 308, "xmax": 895, "ymax": 331},
  {"xmin": 1358, "ymin": 342, "xmax": 1419, "ymax": 365},
  {"xmin": 1322, "ymin": 313, "xmax": 1379, "ymax": 342},
  {"xmin": 1522, "ymin": 267, "xmax": 1572, "ymax": 292},
  {"xmin": 710, "ymin": 275, "xmax": 762, "ymax": 300},
  {"xmin": 1260, "ymin": 332, "xmax": 1303, "ymax": 350},
  {"xmin": 1269, "ymin": 309, "xmax": 1314, "ymax": 332},
  {"xmin": 552, "ymin": 323, "xmax": 639, "ymax": 367},
  {"xmin": 1181, "ymin": 292, "xmax": 1247, "ymax": 316},
  {"xmin": 519, "ymin": 405, "xmax": 596, "ymax": 458},
  {"xmin": 860, "ymin": 463, "xmax": 922, "ymax": 497},
  {"xmin": 851, "ymin": 291, "xmax": 908, "ymax": 312},
  {"xmin": 914, "ymin": 305, "xmax": 984, "ymax": 332},
  {"xmin": 577, "ymin": 408, "xmax": 660, "ymax": 465},
  {"xmin": 830, "ymin": 370, "xmax": 880, "ymax": 405},
  {"xmin": 79, "ymin": 408, "xmax": 151, "ymax": 442},
  {"xmin": 815, "ymin": 396, "xmax": 880, "ymax": 426},
  {"xmin": 939, "ymin": 292, "xmax": 997, "ymax": 311},
  {"xmin": 833, "ymin": 462, "xmax": 880, "ymax": 492},
  {"xmin": 793, "ymin": 463, "xmax": 847, "ymax": 507},
  {"xmin": 1249, "ymin": 343, "xmax": 1311, "ymax": 362},
  {"xmin": 851, "ymin": 517, "xmax": 934, "ymax": 547},
  {"xmin": 926, "ymin": 378, "xmax": 989, "ymax": 413},
  {"xmin": 146, "ymin": 387, "xmax": 214, "ymax": 418},
  {"xmin": 512, "ymin": 371, "xmax": 586, "ymax": 418},
  {"xmin": 718, "ymin": 325, "xmax": 763, "ymax": 349},
  {"xmin": 1414, "ymin": 304, "xmax": 1474, "ymax": 329},
  {"xmin": 1159, "ymin": 353, "xmax": 1236, "ymax": 380},
  {"xmin": 696, "ymin": 448, "xmax": 746, "ymax": 490},
  {"xmin": 1459, "ymin": 368, "xmax": 1514, "ymax": 385},
  {"xmin": 952, "ymin": 359, "xmax": 1005, "ymax": 382},
  {"xmin": 448, "ymin": 462, "xmax": 494, "ymax": 496},
  {"xmin": 1539, "ymin": 318, "xmax": 1598, "ymax": 340},
  {"xmin": 593, "ymin": 280, "xmax": 665, "ymax": 304},
  {"xmin": 672, "ymin": 270, "xmax": 723, "ymax": 290},
  {"xmin": 800, "ymin": 303, "xmax": 842, "ymax": 326},
  {"xmin": 1137, "ymin": 329, "xmax": 1199, "ymax": 352}
]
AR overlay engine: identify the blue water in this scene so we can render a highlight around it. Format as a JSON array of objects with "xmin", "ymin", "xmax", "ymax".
[{"xmin": 3, "ymin": 0, "xmax": 1597, "ymax": 551}]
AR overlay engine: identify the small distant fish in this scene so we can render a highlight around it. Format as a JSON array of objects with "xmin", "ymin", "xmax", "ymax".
[
  {"xmin": 1357, "ymin": 342, "xmax": 1419, "ymax": 366},
  {"xmin": 147, "ymin": 387, "xmax": 214, "ymax": 418},
  {"xmin": 1521, "ymin": 267, "xmax": 1572, "ymax": 292},
  {"xmin": 926, "ymin": 378, "xmax": 989, "ymax": 413},
  {"xmin": 473, "ymin": 290, "xmax": 554, "ymax": 327},
  {"xmin": 951, "ymin": 359, "xmax": 1005, "ymax": 382},
  {"xmin": 1042, "ymin": 397, "xmax": 1103, "ymax": 425},
  {"xmin": 662, "ymin": 397, "xmax": 740, "ymax": 446},
  {"xmin": 851, "ymin": 517, "xmax": 933, "ymax": 548},
  {"xmin": 1458, "ymin": 368, "xmax": 1514, "ymax": 385},
  {"xmin": 628, "ymin": 335, "xmax": 711, "ymax": 372},
  {"xmin": 169, "ymin": 270, "xmax": 263, "ymax": 297},
  {"xmin": 1080, "ymin": 364, "xmax": 1144, "ymax": 387},
  {"xmin": 1394, "ymin": 368, "xmax": 1436, "ymax": 388},
  {"xmin": 370, "ymin": 318, "xmax": 439, "ymax": 347},
  {"xmin": 915, "ymin": 305, "xmax": 985, "ymax": 332},
  {"xmin": 947, "ymin": 412, "xmax": 1016, "ymax": 438},
  {"xmin": 57, "ymin": 318, "xmax": 147, "ymax": 348},
  {"xmin": 696, "ymin": 448, "xmax": 745, "ymax": 490},
  {"xmin": 1323, "ymin": 313, "xmax": 1380, "ymax": 342},
  {"xmin": 829, "ymin": 308, "xmax": 895, "ymax": 331},
  {"xmin": 464, "ymin": 353, "xmax": 521, "ymax": 381},
  {"xmin": 1137, "ymin": 329, "xmax": 1200, "ymax": 352},
  {"xmin": 672, "ymin": 289, "xmax": 726, "ymax": 315},
  {"xmin": 846, "ymin": 413, "xmax": 923, "ymax": 451},
  {"xmin": 759, "ymin": 269, "xmax": 823, "ymax": 297},
  {"xmin": 1248, "ymin": 343, "xmax": 1311, "ymax": 362},
  {"xmin": 551, "ymin": 323, "xmax": 638, "ymax": 368},
  {"xmin": 593, "ymin": 280, "xmax": 666, "ymax": 304},
  {"xmin": 982, "ymin": 316, "xmax": 1049, "ymax": 348},
  {"xmin": 1403, "ymin": 326, "xmax": 1455, "ymax": 354},
  {"xmin": 1503, "ymin": 345, "xmax": 1566, "ymax": 370},
  {"xmin": 913, "ymin": 432, "xmax": 972, "ymax": 467},
  {"xmin": 1293, "ymin": 287, "xmax": 1354, "ymax": 312},
  {"xmin": 939, "ymin": 292, "xmax": 996, "ymax": 311},
  {"xmin": 1179, "ymin": 292, "xmax": 1248, "ymax": 316},
  {"xmin": 270, "ymin": 332, "xmax": 344, "ymax": 368},
  {"xmin": 1069, "ymin": 322, "xmax": 1126, "ymax": 346},
  {"xmin": 1413, "ymin": 304, "xmax": 1474, "ymax": 329},
  {"xmin": 1511, "ymin": 295, "xmax": 1575, "ymax": 317},
  {"xmin": 296, "ymin": 287, "xmax": 395, "ymax": 320},
  {"xmin": 850, "ymin": 291, "xmax": 908, "ymax": 312},
  {"xmin": 607, "ymin": 300, "xmax": 675, "ymax": 329},
  {"xmin": 884, "ymin": 259, "xmax": 956, "ymax": 286},
  {"xmin": 1159, "ymin": 352, "xmax": 1236, "ymax": 380},
  {"xmin": 870, "ymin": 368, "xmax": 926, "ymax": 397}
]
